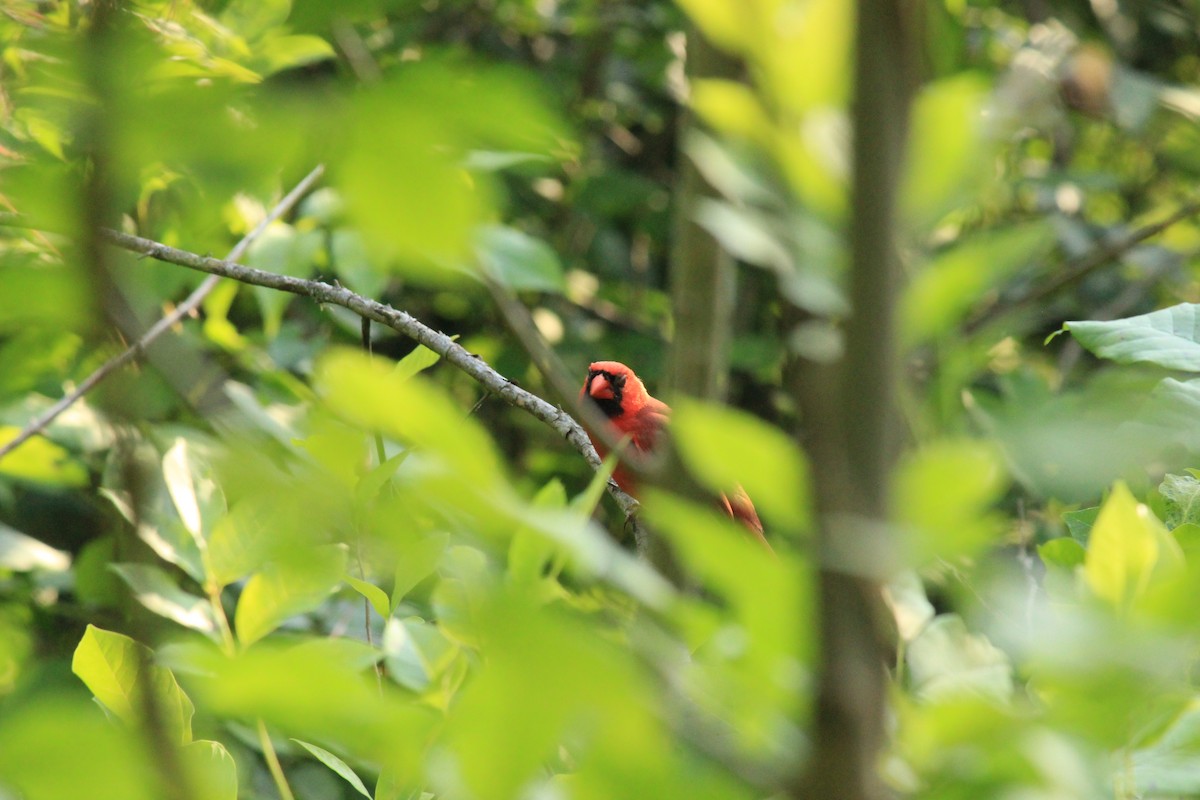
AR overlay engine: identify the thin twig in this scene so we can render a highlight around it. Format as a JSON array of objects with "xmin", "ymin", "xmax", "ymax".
[
  {"xmin": 0, "ymin": 165, "xmax": 326, "ymax": 463},
  {"xmin": 964, "ymin": 199, "xmax": 1200, "ymax": 335},
  {"xmin": 481, "ymin": 276, "xmax": 653, "ymax": 552},
  {"xmin": 91, "ymin": 228, "xmax": 643, "ymax": 521}
]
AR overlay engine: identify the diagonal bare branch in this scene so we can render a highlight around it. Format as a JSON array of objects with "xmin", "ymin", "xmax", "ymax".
[
  {"xmin": 0, "ymin": 165, "xmax": 327, "ymax": 463},
  {"xmin": 92, "ymin": 227, "xmax": 642, "ymax": 521}
]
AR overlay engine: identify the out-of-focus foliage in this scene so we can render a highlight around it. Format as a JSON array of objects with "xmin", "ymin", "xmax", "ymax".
[{"xmin": 4, "ymin": 0, "xmax": 1200, "ymax": 799}]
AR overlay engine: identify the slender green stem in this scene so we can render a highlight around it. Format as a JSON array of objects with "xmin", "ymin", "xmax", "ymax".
[{"xmin": 258, "ymin": 718, "xmax": 297, "ymax": 800}]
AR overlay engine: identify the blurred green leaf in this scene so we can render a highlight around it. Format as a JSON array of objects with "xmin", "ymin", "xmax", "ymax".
[
  {"xmin": 392, "ymin": 532, "xmax": 449, "ymax": 611},
  {"xmin": 902, "ymin": 222, "xmax": 1054, "ymax": 344},
  {"xmin": 894, "ymin": 439, "xmax": 1008, "ymax": 565},
  {"xmin": 672, "ymin": 399, "xmax": 810, "ymax": 530},
  {"xmin": 72, "ymin": 625, "xmax": 195, "ymax": 745},
  {"xmin": 345, "ymin": 574, "xmax": 391, "ymax": 618},
  {"xmin": 0, "ymin": 522, "xmax": 70, "ymax": 571},
  {"xmin": 181, "ymin": 740, "xmax": 238, "ymax": 800},
  {"xmin": 901, "ymin": 73, "xmax": 992, "ymax": 228},
  {"xmin": 235, "ymin": 545, "xmax": 348, "ymax": 645},
  {"xmin": 109, "ymin": 563, "xmax": 218, "ymax": 636},
  {"xmin": 291, "ymin": 739, "xmax": 373, "ymax": 799},
  {"xmin": 907, "ymin": 615, "xmax": 1013, "ymax": 703},
  {"xmin": 0, "ymin": 428, "xmax": 88, "ymax": 487},
  {"xmin": 475, "ymin": 224, "xmax": 565, "ymax": 293},
  {"xmin": 392, "ymin": 344, "xmax": 444, "ymax": 383},
  {"xmin": 1064, "ymin": 506, "xmax": 1100, "ymax": 544},
  {"xmin": 383, "ymin": 617, "xmax": 458, "ymax": 693}
]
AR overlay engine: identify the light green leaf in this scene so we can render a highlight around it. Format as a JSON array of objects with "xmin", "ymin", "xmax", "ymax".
[
  {"xmin": 567, "ymin": 451, "xmax": 619, "ymax": 520},
  {"xmin": 906, "ymin": 614, "xmax": 1013, "ymax": 703},
  {"xmin": 291, "ymin": 739, "xmax": 373, "ymax": 799},
  {"xmin": 0, "ymin": 522, "xmax": 70, "ymax": 571},
  {"xmin": 1160, "ymin": 473, "xmax": 1200, "ymax": 530},
  {"xmin": 894, "ymin": 439, "xmax": 1008, "ymax": 565},
  {"xmin": 207, "ymin": 499, "xmax": 271, "ymax": 588},
  {"xmin": 902, "ymin": 222, "xmax": 1054, "ymax": 344},
  {"xmin": 1134, "ymin": 701, "xmax": 1200, "ymax": 794},
  {"xmin": 109, "ymin": 563, "xmax": 217, "ymax": 636},
  {"xmin": 1084, "ymin": 482, "xmax": 1172, "ymax": 608},
  {"xmin": 235, "ymin": 545, "xmax": 348, "ymax": 645},
  {"xmin": 163, "ymin": 438, "xmax": 205, "ymax": 539},
  {"xmin": 72, "ymin": 625, "xmax": 195, "ymax": 745},
  {"xmin": 0, "ymin": 427, "xmax": 88, "ymax": 487},
  {"xmin": 317, "ymin": 349, "xmax": 503, "ymax": 489},
  {"xmin": 345, "ymin": 574, "xmax": 391, "ymax": 619},
  {"xmin": 383, "ymin": 617, "xmax": 458, "ymax": 693},
  {"xmin": 182, "ymin": 740, "xmax": 238, "ymax": 800},
  {"xmin": 1066, "ymin": 303, "xmax": 1200, "ymax": 371},
  {"xmin": 257, "ymin": 35, "xmax": 336, "ymax": 75},
  {"xmin": 475, "ymin": 224, "xmax": 565, "ymax": 293},
  {"xmin": 672, "ymin": 399, "xmax": 810, "ymax": 529},
  {"xmin": 1063, "ymin": 506, "xmax": 1100, "ymax": 544},
  {"xmin": 392, "ymin": 532, "xmax": 448, "ymax": 611},
  {"xmin": 901, "ymin": 73, "xmax": 993, "ymax": 228},
  {"xmin": 1038, "ymin": 537, "xmax": 1087, "ymax": 570},
  {"xmin": 509, "ymin": 480, "xmax": 568, "ymax": 585},
  {"xmin": 392, "ymin": 344, "xmax": 444, "ymax": 383}
]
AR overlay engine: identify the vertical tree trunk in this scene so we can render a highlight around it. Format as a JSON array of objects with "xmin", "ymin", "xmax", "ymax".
[
  {"xmin": 796, "ymin": 0, "xmax": 916, "ymax": 797},
  {"xmin": 666, "ymin": 29, "xmax": 741, "ymax": 403}
]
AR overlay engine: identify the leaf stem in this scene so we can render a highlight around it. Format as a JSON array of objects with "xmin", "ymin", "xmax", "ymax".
[{"xmin": 258, "ymin": 718, "xmax": 297, "ymax": 800}]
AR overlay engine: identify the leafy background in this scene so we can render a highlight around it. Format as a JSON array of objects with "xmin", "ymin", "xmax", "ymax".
[{"xmin": 4, "ymin": 1, "xmax": 1200, "ymax": 799}]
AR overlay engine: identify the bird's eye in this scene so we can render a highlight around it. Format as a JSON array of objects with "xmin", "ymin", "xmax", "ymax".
[{"xmin": 612, "ymin": 373, "xmax": 626, "ymax": 388}]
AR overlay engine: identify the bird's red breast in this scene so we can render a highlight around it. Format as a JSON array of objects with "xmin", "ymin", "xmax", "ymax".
[{"xmin": 580, "ymin": 361, "xmax": 769, "ymax": 550}]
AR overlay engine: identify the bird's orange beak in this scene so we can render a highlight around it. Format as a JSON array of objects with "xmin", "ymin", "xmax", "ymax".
[{"xmin": 588, "ymin": 373, "xmax": 615, "ymax": 400}]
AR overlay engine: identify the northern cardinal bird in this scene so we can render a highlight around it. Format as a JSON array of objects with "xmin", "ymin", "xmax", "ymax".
[{"xmin": 580, "ymin": 361, "xmax": 769, "ymax": 549}]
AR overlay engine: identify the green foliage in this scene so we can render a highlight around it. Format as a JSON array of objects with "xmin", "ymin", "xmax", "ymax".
[{"xmin": 5, "ymin": 0, "xmax": 1200, "ymax": 798}]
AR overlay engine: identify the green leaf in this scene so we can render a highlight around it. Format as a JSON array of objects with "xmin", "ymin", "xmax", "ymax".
[
  {"xmin": 1063, "ymin": 506, "xmax": 1100, "ymax": 544},
  {"xmin": 182, "ymin": 740, "xmax": 238, "ymax": 800},
  {"xmin": 475, "ymin": 224, "xmax": 565, "ymax": 293},
  {"xmin": 392, "ymin": 344, "xmax": 444, "ymax": 383},
  {"xmin": 207, "ymin": 499, "xmax": 272, "ymax": 588},
  {"xmin": 345, "ymin": 574, "xmax": 391, "ymax": 619},
  {"xmin": 906, "ymin": 615, "xmax": 1013, "ymax": 703},
  {"xmin": 317, "ymin": 349, "xmax": 503, "ymax": 489},
  {"xmin": 0, "ymin": 522, "xmax": 70, "ymax": 571},
  {"xmin": 383, "ymin": 617, "xmax": 458, "ymax": 693},
  {"xmin": 234, "ymin": 545, "xmax": 348, "ymax": 645},
  {"xmin": 109, "ymin": 563, "xmax": 217, "ymax": 636},
  {"xmin": 72, "ymin": 625, "xmax": 195, "ymax": 745},
  {"xmin": 1134, "ymin": 702, "xmax": 1200, "ymax": 794},
  {"xmin": 568, "ymin": 450, "xmax": 620, "ymax": 520},
  {"xmin": 0, "ymin": 427, "xmax": 88, "ymax": 487},
  {"xmin": 291, "ymin": 739, "xmax": 373, "ymax": 799},
  {"xmin": 392, "ymin": 532, "xmax": 448, "ymax": 611},
  {"xmin": 509, "ymin": 480, "xmax": 568, "ymax": 585},
  {"xmin": 671, "ymin": 399, "xmax": 811, "ymax": 529},
  {"xmin": 1160, "ymin": 473, "xmax": 1200, "ymax": 530},
  {"xmin": 1038, "ymin": 538, "xmax": 1087, "ymax": 569},
  {"xmin": 901, "ymin": 222, "xmax": 1054, "ymax": 344},
  {"xmin": 1084, "ymin": 482, "xmax": 1171, "ymax": 608},
  {"xmin": 901, "ymin": 73, "xmax": 993, "ymax": 228},
  {"xmin": 1066, "ymin": 303, "xmax": 1200, "ymax": 371},
  {"xmin": 256, "ymin": 34, "xmax": 336, "ymax": 75},
  {"xmin": 894, "ymin": 439, "xmax": 1008, "ymax": 565}
]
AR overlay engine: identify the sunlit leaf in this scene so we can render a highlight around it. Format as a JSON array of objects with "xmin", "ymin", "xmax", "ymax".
[
  {"xmin": 0, "ymin": 522, "xmax": 70, "ymax": 571},
  {"xmin": 72, "ymin": 625, "xmax": 195, "ymax": 745},
  {"xmin": 1084, "ymin": 482, "xmax": 1177, "ymax": 609},
  {"xmin": 0, "ymin": 428, "xmax": 88, "ymax": 487},
  {"xmin": 109, "ymin": 563, "xmax": 218, "ymax": 636},
  {"xmin": 383, "ymin": 617, "xmax": 458, "ymax": 693},
  {"xmin": 235, "ymin": 545, "xmax": 348, "ymax": 645}
]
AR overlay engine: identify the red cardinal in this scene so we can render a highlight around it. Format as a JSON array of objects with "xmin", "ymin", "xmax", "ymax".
[{"xmin": 580, "ymin": 361, "xmax": 770, "ymax": 549}]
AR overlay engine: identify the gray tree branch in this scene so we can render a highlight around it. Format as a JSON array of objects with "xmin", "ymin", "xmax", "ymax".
[
  {"xmin": 93, "ymin": 228, "xmax": 642, "ymax": 520},
  {"xmin": 0, "ymin": 165, "xmax": 326, "ymax": 463}
]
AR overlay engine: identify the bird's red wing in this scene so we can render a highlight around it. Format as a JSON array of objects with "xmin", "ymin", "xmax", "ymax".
[{"xmin": 725, "ymin": 485, "xmax": 773, "ymax": 553}]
